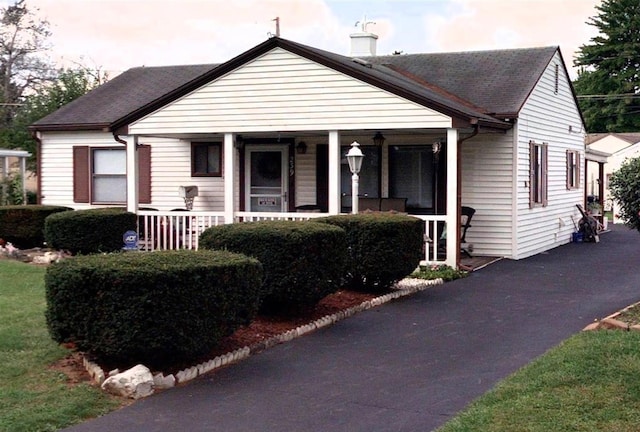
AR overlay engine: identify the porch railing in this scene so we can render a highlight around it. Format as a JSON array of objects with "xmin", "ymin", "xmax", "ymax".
[
  {"xmin": 136, "ymin": 210, "xmax": 448, "ymax": 264},
  {"xmin": 412, "ymin": 215, "xmax": 447, "ymax": 264}
]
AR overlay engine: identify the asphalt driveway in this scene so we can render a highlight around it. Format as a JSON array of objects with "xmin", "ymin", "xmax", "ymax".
[{"xmin": 65, "ymin": 224, "xmax": 640, "ymax": 432}]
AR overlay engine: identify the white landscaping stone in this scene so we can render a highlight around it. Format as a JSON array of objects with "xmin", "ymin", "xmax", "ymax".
[
  {"xmin": 101, "ymin": 364, "xmax": 154, "ymax": 399},
  {"xmin": 153, "ymin": 373, "xmax": 176, "ymax": 389}
]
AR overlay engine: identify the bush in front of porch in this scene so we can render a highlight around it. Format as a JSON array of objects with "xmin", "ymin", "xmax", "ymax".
[
  {"xmin": 45, "ymin": 249, "xmax": 263, "ymax": 369},
  {"xmin": 44, "ymin": 208, "xmax": 136, "ymax": 254},
  {"xmin": 200, "ymin": 220, "xmax": 347, "ymax": 315},
  {"xmin": 317, "ymin": 213, "xmax": 425, "ymax": 292},
  {"xmin": 0, "ymin": 205, "xmax": 72, "ymax": 248}
]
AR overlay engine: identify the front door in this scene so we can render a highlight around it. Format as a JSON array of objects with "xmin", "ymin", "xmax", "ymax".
[{"xmin": 245, "ymin": 145, "xmax": 289, "ymax": 212}]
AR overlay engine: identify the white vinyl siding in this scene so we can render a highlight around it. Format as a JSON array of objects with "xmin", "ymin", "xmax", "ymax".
[
  {"xmin": 39, "ymin": 132, "xmax": 227, "ymax": 211},
  {"xmin": 514, "ymin": 52, "xmax": 585, "ymax": 259},
  {"xmin": 40, "ymin": 132, "xmax": 120, "ymax": 209},
  {"xmin": 294, "ymin": 143, "xmax": 319, "ymax": 208},
  {"xmin": 461, "ymin": 132, "xmax": 515, "ymax": 258},
  {"xmin": 130, "ymin": 48, "xmax": 452, "ymax": 134}
]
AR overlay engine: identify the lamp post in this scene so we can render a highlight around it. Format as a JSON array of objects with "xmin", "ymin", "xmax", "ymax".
[{"xmin": 346, "ymin": 141, "xmax": 364, "ymax": 214}]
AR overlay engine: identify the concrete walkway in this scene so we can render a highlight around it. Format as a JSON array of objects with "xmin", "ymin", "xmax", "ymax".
[{"xmin": 65, "ymin": 225, "xmax": 640, "ymax": 432}]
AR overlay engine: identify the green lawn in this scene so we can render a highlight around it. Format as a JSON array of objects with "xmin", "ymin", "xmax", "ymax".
[
  {"xmin": 0, "ymin": 260, "xmax": 120, "ymax": 432},
  {"xmin": 437, "ymin": 330, "xmax": 640, "ymax": 432},
  {"xmin": 3, "ymin": 258, "xmax": 640, "ymax": 431}
]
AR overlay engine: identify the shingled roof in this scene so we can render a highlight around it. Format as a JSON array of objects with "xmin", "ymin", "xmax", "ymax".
[
  {"xmin": 31, "ymin": 63, "xmax": 218, "ymax": 131},
  {"xmin": 365, "ymin": 46, "xmax": 559, "ymax": 118},
  {"xmin": 31, "ymin": 38, "xmax": 562, "ymax": 132}
]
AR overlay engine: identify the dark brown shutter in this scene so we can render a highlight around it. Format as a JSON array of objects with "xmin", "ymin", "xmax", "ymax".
[
  {"xmin": 529, "ymin": 141, "xmax": 535, "ymax": 209},
  {"xmin": 73, "ymin": 146, "xmax": 90, "ymax": 203},
  {"xmin": 542, "ymin": 143, "xmax": 548, "ymax": 207},
  {"xmin": 138, "ymin": 145, "xmax": 151, "ymax": 204},
  {"xmin": 566, "ymin": 150, "xmax": 571, "ymax": 190}
]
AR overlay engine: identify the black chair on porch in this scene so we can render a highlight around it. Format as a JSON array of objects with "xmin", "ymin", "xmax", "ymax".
[{"xmin": 438, "ymin": 206, "xmax": 476, "ymax": 258}]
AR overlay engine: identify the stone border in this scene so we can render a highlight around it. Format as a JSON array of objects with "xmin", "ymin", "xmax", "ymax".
[
  {"xmin": 83, "ymin": 277, "xmax": 443, "ymax": 392},
  {"xmin": 582, "ymin": 300, "xmax": 640, "ymax": 332}
]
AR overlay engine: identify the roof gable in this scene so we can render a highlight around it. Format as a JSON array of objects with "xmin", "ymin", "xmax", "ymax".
[{"xmin": 129, "ymin": 47, "xmax": 455, "ymax": 134}]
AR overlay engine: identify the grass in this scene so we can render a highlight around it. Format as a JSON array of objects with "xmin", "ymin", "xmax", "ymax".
[
  {"xmin": 4, "ymin": 257, "xmax": 640, "ymax": 431},
  {"xmin": 437, "ymin": 330, "xmax": 640, "ymax": 432},
  {"xmin": 0, "ymin": 260, "xmax": 120, "ymax": 432}
]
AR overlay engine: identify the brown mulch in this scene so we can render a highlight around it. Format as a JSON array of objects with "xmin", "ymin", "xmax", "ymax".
[{"xmin": 50, "ymin": 289, "xmax": 380, "ymax": 384}]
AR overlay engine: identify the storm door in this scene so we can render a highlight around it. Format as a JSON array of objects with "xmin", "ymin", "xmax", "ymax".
[{"xmin": 245, "ymin": 145, "xmax": 289, "ymax": 212}]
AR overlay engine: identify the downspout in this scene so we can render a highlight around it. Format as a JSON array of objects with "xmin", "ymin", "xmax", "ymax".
[
  {"xmin": 456, "ymin": 124, "xmax": 479, "ymax": 269},
  {"xmin": 112, "ymin": 132, "xmax": 127, "ymax": 145},
  {"xmin": 30, "ymin": 130, "xmax": 42, "ymax": 204}
]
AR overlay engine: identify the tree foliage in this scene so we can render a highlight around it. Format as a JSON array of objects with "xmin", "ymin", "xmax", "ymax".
[
  {"xmin": 0, "ymin": 0, "xmax": 54, "ymax": 128},
  {"xmin": 609, "ymin": 156, "xmax": 640, "ymax": 233},
  {"xmin": 573, "ymin": 0, "xmax": 640, "ymax": 133},
  {"xmin": 3, "ymin": 67, "xmax": 106, "ymax": 171},
  {"xmin": 0, "ymin": 0, "xmax": 107, "ymax": 172}
]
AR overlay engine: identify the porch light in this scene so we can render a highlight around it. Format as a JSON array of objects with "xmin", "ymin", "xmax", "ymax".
[
  {"xmin": 432, "ymin": 141, "xmax": 442, "ymax": 163},
  {"xmin": 373, "ymin": 131, "xmax": 385, "ymax": 146},
  {"xmin": 346, "ymin": 141, "xmax": 364, "ymax": 214},
  {"xmin": 296, "ymin": 141, "xmax": 307, "ymax": 154},
  {"xmin": 234, "ymin": 134, "xmax": 244, "ymax": 150}
]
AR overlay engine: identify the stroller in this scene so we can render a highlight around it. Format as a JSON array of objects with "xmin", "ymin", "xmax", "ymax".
[{"xmin": 576, "ymin": 204, "xmax": 599, "ymax": 243}]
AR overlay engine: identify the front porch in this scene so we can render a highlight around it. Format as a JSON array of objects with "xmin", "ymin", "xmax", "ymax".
[{"xmin": 135, "ymin": 209, "xmax": 449, "ymax": 265}]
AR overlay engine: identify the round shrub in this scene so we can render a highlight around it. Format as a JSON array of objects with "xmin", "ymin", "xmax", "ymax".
[
  {"xmin": 45, "ymin": 249, "xmax": 263, "ymax": 368},
  {"xmin": 200, "ymin": 220, "xmax": 347, "ymax": 315},
  {"xmin": 316, "ymin": 213, "xmax": 425, "ymax": 292},
  {"xmin": 0, "ymin": 205, "xmax": 72, "ymax": 248},
  {"xmin": 44, "ymin": 208, "xmax": 137, "ymax": 254}
]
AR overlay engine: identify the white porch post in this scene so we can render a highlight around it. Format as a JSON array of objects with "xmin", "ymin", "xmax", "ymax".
[
  {"xmin": 328, "ymin": 130, "xmax": 341, "ymax": 214},
  {"xmin": 223, "ymin": 133, "xmax": 235, "ymax": 224},
  {"xmin": 126, "ymin": 135, "xmax": 139, "ymax": 213},
  {"xmin": 445, "ymin": 128, "xmax": 458, "ymax": 268},
  {"xmin": 20, "ymin": 156, "xmax": 27, "ymax": 204}
]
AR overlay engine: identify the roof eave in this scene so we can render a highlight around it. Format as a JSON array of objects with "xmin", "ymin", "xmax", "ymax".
[{"xmin": 29, "ymin": 123, "xmax": 112, "ymax": 132}]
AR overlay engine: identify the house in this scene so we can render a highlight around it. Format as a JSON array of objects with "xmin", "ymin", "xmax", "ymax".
[
  {"xmin": 0, "ymin": 148, "xmax": 32, "ymax": 204},
  {"xmin": 586, "ymin": 132, "xmax": 640, "ymax": 223},
  {"xmin": 30, "ymin": 32, "xmax": 586, "ymax": 267}
]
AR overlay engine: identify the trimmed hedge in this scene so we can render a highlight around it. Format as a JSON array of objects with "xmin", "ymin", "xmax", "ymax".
[
  {"xmin": 317, "ymin": 213, "xmax": 425, "ymax": 292},
  {"xmin": 0, "ymin": 205, "xmax": 72, "ymax": 248},
  {"xmin": 45, "ymin": 250, "xmax": 263, "ymax": 368},
  {"xmin": 44, "ymin": 208, "xmax": 137, "ymax": 254},
  {"xmin": 200, "ymin": 220, "xmax": 347, "ymax": 315}
]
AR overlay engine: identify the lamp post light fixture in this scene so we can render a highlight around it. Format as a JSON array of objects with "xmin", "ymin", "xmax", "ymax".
[{"xmin": 346, "ymin": 141, "xmax": 364, "ymax": 214}]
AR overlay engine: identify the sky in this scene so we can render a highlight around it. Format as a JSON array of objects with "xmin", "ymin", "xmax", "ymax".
[{"xmin": 3, "ymin": 0, "xmax": 602, "ymax": 79}]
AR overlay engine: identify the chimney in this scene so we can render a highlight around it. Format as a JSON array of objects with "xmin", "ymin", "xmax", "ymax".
[{"xmin": 350, "ymin": 31, "xmax": 378, "ymax": 57}]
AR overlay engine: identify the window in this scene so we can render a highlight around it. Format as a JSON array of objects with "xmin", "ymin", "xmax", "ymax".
[
  {"xmin": 389, "ymin": 145, "xmax": 435, "ymax": 211},
  {"xmin": 73, "ymin": 145, "xmax": 151, "ymax": 204},
  {"xmin": 566, "ymin": 150, "xmax": 580, "ymax": 189},
  {"xmin": 340, "ymin": 145, "xmax": 380, "ymax": 209},
  {"xmin": 192, "ymin": 142, "xmax": 222, "ymax": 176},
  {"xmin": 92, "ymin": 148, "xmax": 126, "ymax": 203},
  {"xmin": 529, "ymin": 141, "xmax": 548, "ymax": 208}
]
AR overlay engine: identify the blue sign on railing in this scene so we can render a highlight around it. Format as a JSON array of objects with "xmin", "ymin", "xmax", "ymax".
[{"xmin": 123, "ymin": 230, "xmax": 138, "ymax": 251}]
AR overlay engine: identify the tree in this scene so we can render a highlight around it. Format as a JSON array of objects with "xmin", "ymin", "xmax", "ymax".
[
  {"xmin": 0, "ymin": 0, "xmax": 55, "ymax": 131},
  {"xmin": 573, "ymin": 0, "xmax": 640, "ymax": 133},
  {"xmin": 609, "ymin": 156, "xmax": 640, "ymax": 232},
  {"xmin": 3, "ymin": 67, "xmax": 107, "ymax": 171}
]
